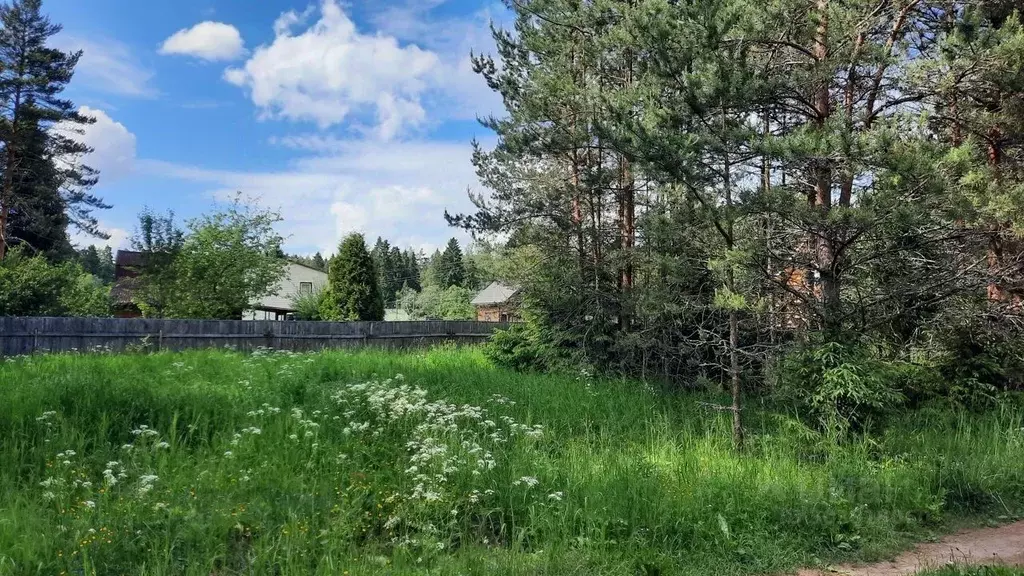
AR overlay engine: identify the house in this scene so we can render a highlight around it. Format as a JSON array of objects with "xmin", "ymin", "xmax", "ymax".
[
  {"xmin": 471, "ymin": 281, "xmax": 520, "ymax": 322},
  {"xmin": 111, "ymin": 250, "xmax": 146, "ymax": 318},
  {"xmin": 243, "ymin": 262, "xmax": 328, "ymax": 321}
]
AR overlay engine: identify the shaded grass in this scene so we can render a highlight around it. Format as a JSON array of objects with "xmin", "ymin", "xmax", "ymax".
[{"xmin": 0, "ymin": 346, "xmax": 1022, "ymax": 575}]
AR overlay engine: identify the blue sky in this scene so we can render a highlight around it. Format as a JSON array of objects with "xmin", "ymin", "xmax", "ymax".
[{"xmin": 47, "ymin": 0, "xmax": 506, "ymax": 255}]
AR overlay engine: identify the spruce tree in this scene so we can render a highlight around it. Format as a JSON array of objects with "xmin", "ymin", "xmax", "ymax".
[
  {"xmin": 312, "ymin": 251, "xmax": 326, "ymax": 272},
  {"xmin": 402, "ymin": 248, "xmax": 421, "ymax": 291},
  {"xmin": 78, "ymin": 244, "xmax": 101, "ymax": 276},
  {"xmin": 0, "ymin": 0, "xmax": 108, "ymax": 260},
  {"xmin": 322, "ymin": 233, "xmax": 384, "ymax": 321},
  {"xmin": 435, "ymin": 238, "xmax": 467, "ymax": 288}
]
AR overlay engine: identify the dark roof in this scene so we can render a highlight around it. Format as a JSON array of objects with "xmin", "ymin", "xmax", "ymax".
[
  {"xmin": 111, "ymin": 277, "xmax": 141, "ymax": 306},
  {"xmin": 115, "ymin": 250, "xmax": 145, "ymax": 267}
]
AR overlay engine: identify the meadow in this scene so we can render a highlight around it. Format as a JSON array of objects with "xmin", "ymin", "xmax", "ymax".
[{"xmin": 1, "ymin": 346, "xmax": 1023, "ymax": 575}]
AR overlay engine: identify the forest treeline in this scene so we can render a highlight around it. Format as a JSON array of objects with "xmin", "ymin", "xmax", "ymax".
[{"xmin": 450, "ymin": 0, "xmax": 1024, "ymax": 442}]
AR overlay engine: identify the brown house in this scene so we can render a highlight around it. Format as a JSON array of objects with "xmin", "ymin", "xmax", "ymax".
[
  {"xmin": 471, "ymin": 282, "xmax": 520, "ymax": 323},
  {"xmin": 111, "ymin": 250, "xmax": 146, "ymax": 318}
]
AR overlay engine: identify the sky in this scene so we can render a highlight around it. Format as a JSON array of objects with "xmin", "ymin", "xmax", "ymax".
[{"xmin": 47, "ymin": 0, "xmax": 508, "ymax": 256}]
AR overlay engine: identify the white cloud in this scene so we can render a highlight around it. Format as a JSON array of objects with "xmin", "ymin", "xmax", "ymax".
[
  {"xmin": 160, "ymin": 21, "xmax": 246, "ymax": 62},
  {"xmin": 59, "ymin": 107, "xmax": 137, "ymax": 182},
  {"xmin": 137, "ymin": 138, "xmax": 483, "ymax": 254},
  {"xmin": 224, "ymin": 0, "xmax": 440, "ymax": 139},
  {"xmin": 370, "ymin": 1, "xmax": 507, "ymax": 121},
  {"xmin": 71, "ymin": 224, "xmax": 130, "ymax": 251},
  {"xmin": 53, "ymin": 35, "xmax": 157, "ymax": 98}
]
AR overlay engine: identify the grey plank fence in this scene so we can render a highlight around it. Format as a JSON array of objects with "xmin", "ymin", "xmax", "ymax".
[{"xmin": 0, "ymin": 317, "xmax": 510, "ymax": 356}]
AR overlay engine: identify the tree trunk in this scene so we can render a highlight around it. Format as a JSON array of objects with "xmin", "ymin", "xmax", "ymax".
[
  {"xmin": 988, "ymin": 226, "xmax": 1006, "ymax": 302},
  {"xmin": 722, "ymin": 110, "xmax": 742, "ymax": 449},
  {"xmin": 730, "ymin": 308, "xmax": 743, "ymax": 449},
  {"xmin": 812, "ymin": 0, "xmax": 840, "ymax": 329},
  {"xmin": 987, "ymin": 127, "xmax": 1008, "ymax": 302}
]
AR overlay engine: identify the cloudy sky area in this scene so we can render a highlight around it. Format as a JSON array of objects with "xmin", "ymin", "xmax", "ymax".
[{"xmin": 48, "ymin": 0, "xmax": 507, "ymax": 255}]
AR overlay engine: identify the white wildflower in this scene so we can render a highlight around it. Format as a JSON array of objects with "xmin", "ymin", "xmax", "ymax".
[
  {"xmin": 82, "ymin": 500, "xmax": 96, "ymax": 509},
  {"xmin": 548, "ymin": 491, "xmax": 564, "ymax": 501}
]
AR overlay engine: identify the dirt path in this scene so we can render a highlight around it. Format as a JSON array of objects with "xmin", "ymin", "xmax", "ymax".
[{"xmin": 797, "ymin": 520, "xmax": 1024, "ymax": 575}]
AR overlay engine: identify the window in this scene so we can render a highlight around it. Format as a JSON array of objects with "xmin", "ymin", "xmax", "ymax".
[{"xmin": 299, "ymin": 282, "xmax": 313, "ymax": 295}]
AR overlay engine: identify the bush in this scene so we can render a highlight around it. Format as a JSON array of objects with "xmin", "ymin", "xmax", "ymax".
[
  {"xmin": 935, "ymin": 319, "xmax": 1024, "ymax": 402},
  {"xmin": 484, "ymin": 322, "xmax": 562, "ymax": 372},
  {"xmin": 774, "ymin": 340, "xmax": 909, "ymax": 437},
  {"xmin": 0, "ymin": 247, "xmax": 109, "ymax": 316},
  {"xmin": 291, "ymin": 286, "xmax": 331, "ymax": 321}
]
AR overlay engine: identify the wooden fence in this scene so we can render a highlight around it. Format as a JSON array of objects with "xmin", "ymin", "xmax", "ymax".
[{"xmin": 0, "ymin": 317, "xmax": 510, "ymax": 356}]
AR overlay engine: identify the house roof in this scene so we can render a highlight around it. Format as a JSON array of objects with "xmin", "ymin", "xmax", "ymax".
[
  {"xmin": 471, "ymin": 281, "xmax": 519, "ymax": 306},
  {"xmin": 115, "ymin": 250, "xmax": 145, "ymax": 267},
  {"xmin": 110, "ymin": 277, "xmax": 141, "ymax": 306}
]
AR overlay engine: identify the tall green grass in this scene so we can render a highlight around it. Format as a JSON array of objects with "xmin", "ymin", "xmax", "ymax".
[{"xmin": 0, "ymin": 347, "xmax": 1022, "ymax": 575}]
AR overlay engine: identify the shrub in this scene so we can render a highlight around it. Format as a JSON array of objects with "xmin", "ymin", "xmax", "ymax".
[
  {"xmin": 774, "ymin": 340, "xmax": 907, "ymax": 437},
  {"xmin": 291, "ymin": 286, "xmax": 331, "ymax": 321},
  {"xmin": 935, "ymin": 319, "xmax": 1024, "ymax": 402},
  {"xmin": 484, "ymin": 322, "xmax": 561, "ymax": 372},
  {"xmin": 0, "ymin": 247, "xmax": 109, "ymax": 316}
]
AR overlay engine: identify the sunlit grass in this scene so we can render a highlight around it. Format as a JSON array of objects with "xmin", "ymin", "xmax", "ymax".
[{"xmin": 0, "ymin": 346, "xmax": 1022, "ymax": 575}]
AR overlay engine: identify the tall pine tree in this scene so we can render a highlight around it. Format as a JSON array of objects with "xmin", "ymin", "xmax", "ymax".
[
  {"xmin": 0, "ymin": 0, "xmax": 108, "ymax": 260},
  {"xmin": 435, "ymin": 238, "xmax": 467, "ymax": 288}
]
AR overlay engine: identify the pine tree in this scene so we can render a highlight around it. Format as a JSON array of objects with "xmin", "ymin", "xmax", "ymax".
[
  {"xmin": 435, "ymin": 238, "xmax": 467, "ymax": 288},
  {"xmin": 312, "ymin": 251, "xmax": 326, "ymax": 272},
  {"xmin": 927, "ymin": 5, "xmax": 1024, "ymax": 304},
  {"xmin": 99, "ymin": 245, "xmax": 113, "ymax": 282},
  {"xmin": 402, "ymin": 248, "xmax": 421, "ymax": 291},
  {"xmin": 0, "ymin": 0, "xmax": 108, "ymax": 260},
  {"xmin": 6, "ymin": 113, "xmax": 71, "ymax": 260},
  {"xmin": 322, "ymin": 233, "xmax": 384, "ymax": 321}
]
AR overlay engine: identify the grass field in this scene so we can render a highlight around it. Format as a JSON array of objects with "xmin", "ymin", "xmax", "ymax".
[{"xmin": 1, "ymin": 346, "xmax": 1023, "ymax": 575}]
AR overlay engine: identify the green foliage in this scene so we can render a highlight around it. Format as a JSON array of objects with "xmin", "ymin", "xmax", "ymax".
[
  {"xmin": 775, "ymin": 341, "xmax": 908, "ymax": 437},
  {"xmin": 137, "ymin": 202, "xmax": 285, "ymax": 320},
  {"xmin": 0, "ymin": 0, "xmax": 109, "ymax": 260},
  {"xmin": 933, "ymin": 318, "xmax": 1024, "ymax": 404},
  {"xmin": 484, "ymin": 322, "xmax": 562, "ymax": 372},
  {"xmin": 433, "ymin": 238, "xmax": 466, "ymax": 289},
  {"xmin": 76, "ymin": 245, "xmax": 114, "ymax": 284},
  {"xmin": 0, "ymin": 246, "xmax": 108, "ymax": 316},
  {"xmin": 401, "ymin": 284, "xmax": 475, "ymax": 320},
  {"xmin": 370, "ymin": 238, "xmax": 416, "ymax": 305},
  {"xmin": 323, "ymin": 233, "xmax": 384, "ymax": 321},
  {"xmin": 0, "ymin": 348, "xmax": 1023, "ymax": 574},
  {"xmin": 290, "ymin": 285, "xmax": 331, "ymax": 321},
  {"xmin": 61, "ymin": 272, "xmax": 111, "ymax": 317}
]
